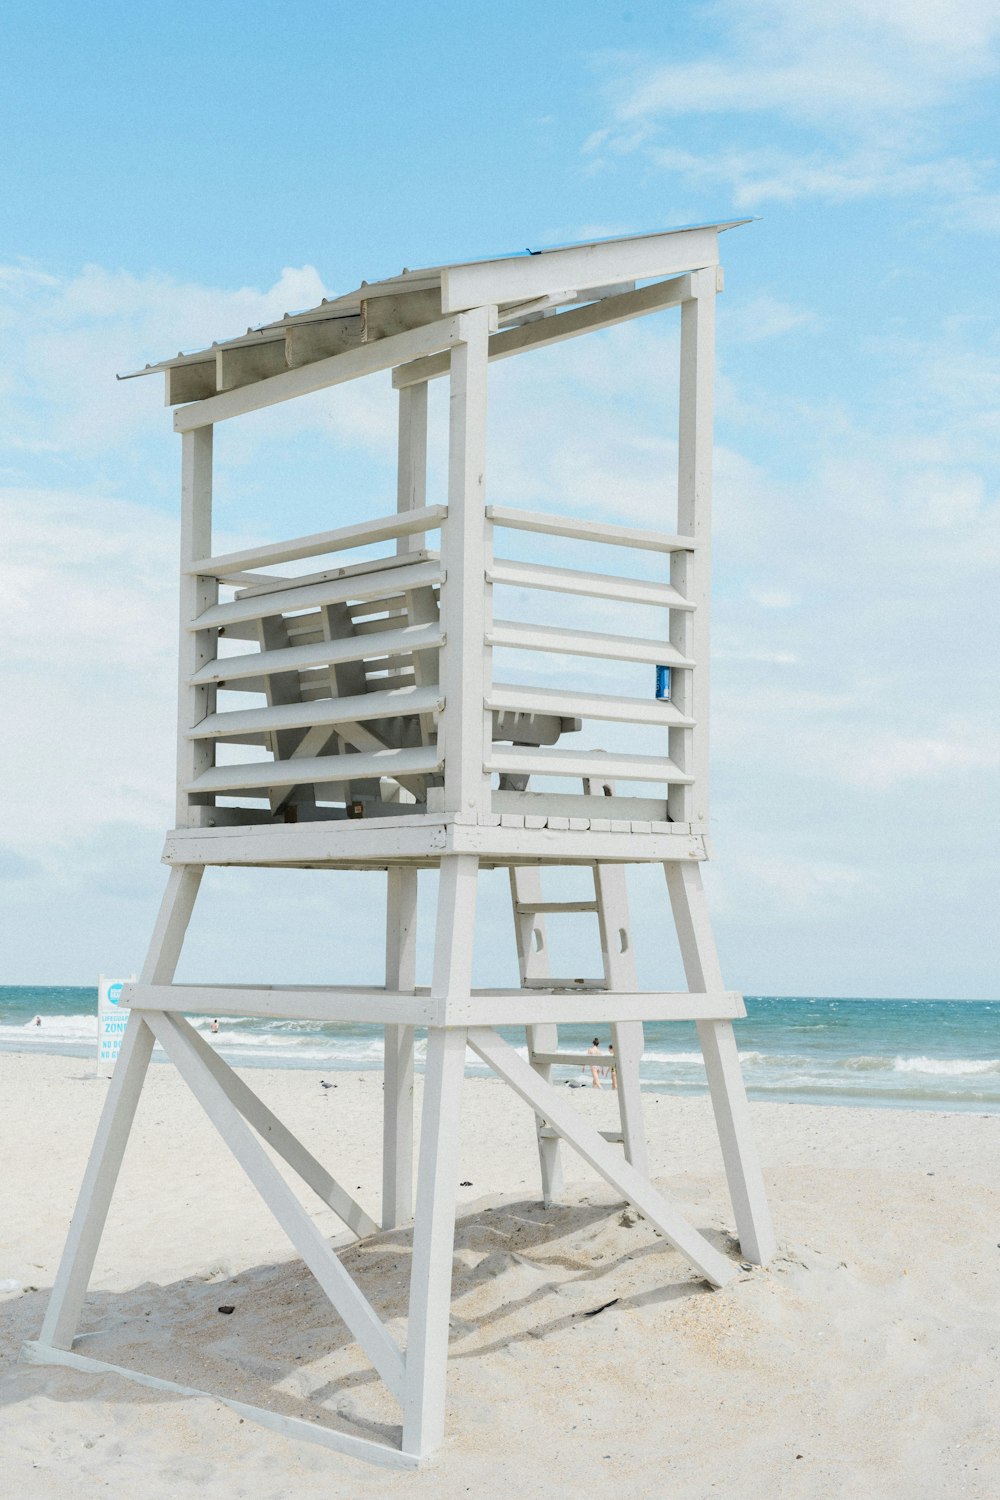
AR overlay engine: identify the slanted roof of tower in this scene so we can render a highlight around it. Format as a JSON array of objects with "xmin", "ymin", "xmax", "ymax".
[{"xmin": 121, "ymin": 220, "xmax": 748, "ymax": 408}]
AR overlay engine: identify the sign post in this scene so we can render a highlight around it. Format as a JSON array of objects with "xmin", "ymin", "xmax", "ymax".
[{"xmin": 97, "ymin": 974, "xmax": 136, "ymax": 1077}]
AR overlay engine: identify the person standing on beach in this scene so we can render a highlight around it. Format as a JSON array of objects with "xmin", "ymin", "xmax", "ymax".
[
  {"xmin": 608, "ymin": 1041, "xmax": 617, "ymax": 1091},
  {"xmin": 586, "ymin": 1038, "xmax": 604, "ymax": 1089}
]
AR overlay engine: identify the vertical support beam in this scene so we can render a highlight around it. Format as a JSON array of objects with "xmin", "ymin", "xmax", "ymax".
[
  {"xmin": 669, "ymin": 268, "xmax": 716, "ymax": 827},
  {"xmin": 594, "ymin": 863, "xmax": 648, "ymax": 1177},
  {"xmin": 40, "ymin": 1012, "xmax": 155, "ymax": 1349},
  {"xmin": 396, "ymin": 380, "xmax": 429, "ymax": 555},
  {"xmin": 664, "ymin": 860, "xmax": 775, "ymax": 1265},
  {"xmin": 509, "ymin": 867, "xmax": 564, "ymax": 1205},
  {"xmin": 383, "ymin": 866, "xmax": 418, "ymax": 1229},
  {"xmin": 402, "ymin": 853, "xmax": 477, "ymax": 1458},
  {"xmin": 178, "ymin": 426, "xmax": 217, "ymax": 827},
  {"xmin": 438, "ymin": 307, "xmax": 493, "ymax": 818}
]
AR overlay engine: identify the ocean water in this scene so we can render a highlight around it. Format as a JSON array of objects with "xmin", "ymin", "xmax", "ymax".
[{"xmin": 2, "ymin": 987, "xmax": 998, "ymax": 1112}]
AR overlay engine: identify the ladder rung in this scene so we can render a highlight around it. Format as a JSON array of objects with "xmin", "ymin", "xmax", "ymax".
[{"xmin": 514, "ymin": 901, "xmax": 599, "ymax": 915}]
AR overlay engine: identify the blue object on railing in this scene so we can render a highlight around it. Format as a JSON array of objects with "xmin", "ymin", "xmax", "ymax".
[{"xmin": 655, "ymin": 665, "xmax": 671, "ymax": 701}]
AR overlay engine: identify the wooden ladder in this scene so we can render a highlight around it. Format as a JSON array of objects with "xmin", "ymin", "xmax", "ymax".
[{"xmin": 509, "ymin": 857, "xmax": 649, "ymax": 1204}]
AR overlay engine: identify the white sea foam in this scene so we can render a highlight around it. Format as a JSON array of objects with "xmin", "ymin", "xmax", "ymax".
[{"xmin": 892, "ymin": 1055, "xmax": 1000, "ymax": 1076}]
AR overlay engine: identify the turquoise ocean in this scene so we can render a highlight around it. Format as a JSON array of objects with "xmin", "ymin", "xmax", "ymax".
[{"xmin": 2, "ymin": 987, "xmax": 997, "ymax": 1112}]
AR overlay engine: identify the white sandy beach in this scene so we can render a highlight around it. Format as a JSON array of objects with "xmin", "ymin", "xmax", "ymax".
[{"xmin": 1, "ymin": 1051, "xmax": 998, "ymax": 1499}]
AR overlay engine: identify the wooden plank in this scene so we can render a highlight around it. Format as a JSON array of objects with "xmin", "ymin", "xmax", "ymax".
[
  {"xmin": 664, "ymin": 861, "xmax": 775, "ymax": 1264},
  {"xmin": 492, "ymin": 789, "xmax": 669, "ymax": 820},
  {"xmin": 488, "ymin": 620, "xmax": 692, "ymax": 668},
  {"xmin": 216, "ymin": 341, "xmax": 286, "ymax": 391},
  {"xmin": 383, "ymin": 867, "xmax": 418, "ymax": 1230},
  {"xmin": 445, "ymin": 989, "xmax": 745, "ymax": 1024},
  {"xmin": 489, "ymin": 681, "xmax": 693, "ymax": 728},
  {"xmin": 125, "ymin": 984, "xmax": 442, "ymax": 1025},
  {"xmin": 173, "ymin": 313, "xmax": 479, "ymax": 431},
  {"xmin": 402, "ymin": 1026, "xmax": 468, "ymax": 1457},
  {"xmin": 192, "ymin": 560, "xmax": 444, "ymax": 631},
  {"xmin": 402, "ymin": 855, "xmax": 478, "ymax": 1454},
  {"xmin": 488, "ymin": 557, "xmax": 693, "ymax": 609},
  {"xmin": 21, "ymin": 1344, "xmax": 418, "ymax": 1469},
  {"xmin": 393, "ymin": 274, "xmax": 693, "ymax": 387},
  {"xmin": 396, "ymin": 382, "xmax": 429, "ymax": 554},
  {"xmin": 189, "ymin": 505, "xmax": 446, "ymax": 578},
  {"xmin": 438, "ymin": 308, "xmax": 492, "ymax": 815},
  {"xmin": 146, "ymin": 1012, "xmax": 407, "ymax": 1403},
  {"xmin": 186, "ymin": 744, "xmax": 441, "ymax": 796},
  {"xmin": 178, "ymin": 427, "xmax": 217, "ymax": 825},
  {"xmin": 192, "ymin": 622, "xmax": 443, "ymax": 688},
  {"xmin": 285, "ymin": 314, "xmax": 365, "ymax": 369},
  {"xmin": 165, "ymin": 361, "xmax": 216, "ymax": 404},
  {"xmin": 487, "ymin": 506, "xmax": 694, "ymax": 554},
  {"xmin": 487, "ymin": 745, "xmax": 693, "ymax": 785},
  {"xmin": 439, "ymin": 227, "xmax": 721, "ymax": 313},
  {"xmin": 190, "ymin": 683, "xmax": 443, "ymax": 741},
  {"xmin": 669, "ymin": 265, "xmax": 717, "ymax": 823},
  {"xmin": 466, "ymin": 1025, "xmax": 734, "ymax": 1286}
]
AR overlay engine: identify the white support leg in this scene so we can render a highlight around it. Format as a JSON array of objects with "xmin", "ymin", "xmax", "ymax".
[
  {"xmin": 383, "ymin": 866, "xmax": 418, "ymax": 1229},
  {"xmin": 40, "ymin": 1012, "xmax": 155, "ymax": 1349},
  {"xmin": 140, "ymin": 864, "xmax": 204, "ymax": 983},
  {"xmin": 594, "ymin": 862, "xmax": 648, "ymax": 1176},
  {"xmin": 509, "ymin": 866, "xmax": 564, "ymax": 1205},
  {"xmin": 664, "ymin": 860, "xmax": 776, "ymax": 1265},
  {"xmin": 401, "ymin": 854, "xmax": 477, "ymax": 1459}
]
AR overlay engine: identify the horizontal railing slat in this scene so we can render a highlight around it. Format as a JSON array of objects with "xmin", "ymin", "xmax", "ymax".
[
  {"xmin": 486, "ymin": 746, "xmax": 694, "ymax": 784},
  {"xmin": 188, "ymin": 505, "xmax": 447, "ymax": 577},
  {"xmin": 488, "ymin": 558, "xmax": 693, "ymax": 609},
  {"xmin": 487, "ymin": 505, "xmax": 694, "ymax": 554},
  {"xmin": 190, "ymin": 684, "xmax": 444, "ymax": 741},
  {"xmin": 187, "ymin": 744, "xmax": 443, "ymax": 795},
  {"xmin": 488, "ymin": 620, "xmax": 693, "ymax": 667},
  {"xmin": 191, "ymin": 622, "xmax": 444, "ymax": 686},
  {"xmin": 192, "ymin": 560, "xmax": 443, "ymax": 631},
  {"xmin": 488, "ymin": 681, "xmax": 694, "ymax": 727}
]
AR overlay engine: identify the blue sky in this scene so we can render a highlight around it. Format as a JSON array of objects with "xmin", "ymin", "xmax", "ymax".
[{"xmin": 2, "ymin": 0, "xmax": 998, "ymax": 996}]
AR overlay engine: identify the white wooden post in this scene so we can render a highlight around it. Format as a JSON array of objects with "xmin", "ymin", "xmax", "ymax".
[
  {"xmin": 383, "ymin": 866, "xmax": 418, "ymax": 1229},
  {"xmin": 669, "ymin": 269, "xmax": 715, "ymax": 828},
  {"xmin": 438, "ymin": 308, "xmax": 492, "ymax": 818},
  {"xmin": 664, "ymin": 859, "xmax": 776, "ymax": 1264},
  {"xmin": 140, "ymin": 865, "xmax": 203, "ymax": 983},
  {"xmin": 402, "ymin": 853, "xmax": 477, "ymax": 1457},
  {"xmin": 396, "ymin": 381, "xmax": 429, "ymax": 554},
  {"xmin": 595, "ymin": 862, "xmax": 648, "ymax": 1176},
  {"xmin": 177, "ymin": 426, "xmax": 217, "ymax": 828}
]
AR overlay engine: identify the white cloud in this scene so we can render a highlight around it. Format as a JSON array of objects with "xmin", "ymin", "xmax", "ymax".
[
  {"xmin": 0, "ymin": 486, "xmax": 178, "ymax": 859},
  {"xmin": 0, "ymin": 261, "xmax": 329, "ymax": 461},
  {"xmin": 587, "ymin": 0, "xmax": 1000, "ymax": 213}
]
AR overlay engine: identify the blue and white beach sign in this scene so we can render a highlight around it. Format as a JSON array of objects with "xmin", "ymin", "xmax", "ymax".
[{"xmin": 97, "ymin": 973, "xmax": 135, "ymax": 1076}]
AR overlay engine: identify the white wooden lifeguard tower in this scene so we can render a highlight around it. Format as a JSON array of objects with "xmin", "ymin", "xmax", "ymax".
[{"xmin": 29, "ymin": 223, "xmax": 775, "ymax": 1467}]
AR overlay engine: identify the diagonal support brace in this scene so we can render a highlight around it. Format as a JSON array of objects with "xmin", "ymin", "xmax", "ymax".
[
  {"xmin": 145, "ymin": 1010, "xmax": 406, "ymax": 1403},
  {"xmin": 467, "ymin": 1025, "xmax": 734, "ymax": 1287}
]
